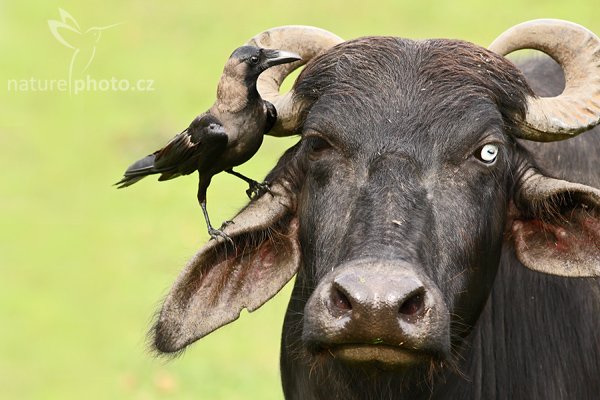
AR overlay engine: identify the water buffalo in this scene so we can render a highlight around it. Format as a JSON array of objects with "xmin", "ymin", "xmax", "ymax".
[{"xmin": 152, "ymin": 20, "xmax": 600, "ymax": 399}]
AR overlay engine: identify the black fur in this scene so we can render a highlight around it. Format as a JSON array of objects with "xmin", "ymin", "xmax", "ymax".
[{"xmin": 265, "ymin": 39, "xmax": 600, "ymax": 399}]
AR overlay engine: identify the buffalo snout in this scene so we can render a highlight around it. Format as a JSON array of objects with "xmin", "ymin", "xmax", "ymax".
[{"xmin": 303, "ymin": 261, "xmax": 450, "ymax": 366}]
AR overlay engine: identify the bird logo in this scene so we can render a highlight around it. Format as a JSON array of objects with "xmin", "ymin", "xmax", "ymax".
[{"xmin": 48, "ymin": 8, "xmax": 120, "ymax": 83}]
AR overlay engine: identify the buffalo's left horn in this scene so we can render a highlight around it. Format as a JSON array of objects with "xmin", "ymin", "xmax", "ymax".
[
  {"xmin": 246, "ymin": 26, "xmax": 343, "ymax": 137},
  {"xmin": 489, "ymin": 19, "xmax": 600, "ymax": 142}
]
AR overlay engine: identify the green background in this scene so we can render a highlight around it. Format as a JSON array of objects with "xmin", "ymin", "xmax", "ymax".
[{"xmin": 2, "ymin": 1, "xmax": 598, "ymax": 399}]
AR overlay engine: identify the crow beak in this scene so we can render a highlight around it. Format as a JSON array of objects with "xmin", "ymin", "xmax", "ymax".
[{"xmin": 264, "ymin": 50, "xmax": 302, "ymax": 68}]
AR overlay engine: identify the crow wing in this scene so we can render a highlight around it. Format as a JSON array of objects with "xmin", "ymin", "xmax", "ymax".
[
  {"xmin": 263, "ymin": 100, "xmax": 277, "ymax": 134},
  {"xmin": 115, "ymin": 113, "xmax": 228, "ymax": 187}
]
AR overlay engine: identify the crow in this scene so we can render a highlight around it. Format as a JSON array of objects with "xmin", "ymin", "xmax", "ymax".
[{"xmin": 115, "ymin": 46, "xmax": 301, "ymax": 240}]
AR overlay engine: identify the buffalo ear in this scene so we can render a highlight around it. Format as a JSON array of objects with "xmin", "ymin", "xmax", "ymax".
[
  {"xmin": 511, "ymin": 169, "xmax": 600, "ymax": 277},
  {"xmin": 153, "ymin": 181, "xmax": 300, "ymax": 353}
]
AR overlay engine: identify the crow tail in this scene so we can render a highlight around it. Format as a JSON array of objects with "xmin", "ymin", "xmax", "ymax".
[{"xmin": 114, "ymin": 154, "xmax": 158, "ymax": 188}]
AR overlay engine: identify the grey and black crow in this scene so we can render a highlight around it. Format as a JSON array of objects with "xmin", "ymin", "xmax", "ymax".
[{"xmin": 115, "ymin": 46, "xmax": 301, "ymax": 240}]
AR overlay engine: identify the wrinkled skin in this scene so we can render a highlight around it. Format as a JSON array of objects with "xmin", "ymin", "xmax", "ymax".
[{"xmin": 153, "ymin": 37, "xmax": 600, "ymax": 400}]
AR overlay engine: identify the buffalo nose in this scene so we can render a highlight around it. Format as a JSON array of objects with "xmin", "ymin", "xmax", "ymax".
[
  {"xmin": 303, "ymin": 261, "xmax": 450, "ymax": 364},
  {"xmin": 329, "ymin": 274, "xmax": 427, "ymax": 322}
]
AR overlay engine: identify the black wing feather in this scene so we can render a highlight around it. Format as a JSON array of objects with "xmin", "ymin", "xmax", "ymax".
[
  {"xmin": 263, "ymin": 100, "xmax": 277, "ymax": 134},
  {"xmin": 115, "ymin": 113, "xmax": 228, "ymax": 188}
]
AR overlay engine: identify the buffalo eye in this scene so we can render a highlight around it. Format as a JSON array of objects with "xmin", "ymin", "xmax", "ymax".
[
  {"xmin": 475, "ymin": 143, "xmax": 499, "ymax": 165},
  {"xmin": 306, "ymin": 136, "xmax": 333, "ymax": 160}
]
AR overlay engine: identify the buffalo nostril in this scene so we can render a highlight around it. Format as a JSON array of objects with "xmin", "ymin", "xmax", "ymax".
[
  {"xmin": 398, "ymin": 291, "xmax": 425, "ymax": 317},
  {"xmin": 330, "ymin": 286, "xmax": 352, "ymax": 313}
]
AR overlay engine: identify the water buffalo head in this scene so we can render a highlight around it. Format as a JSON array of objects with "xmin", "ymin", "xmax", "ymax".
[{"xmin": 152, "ymin": 19, "xmax": 600, "ymax": 393}]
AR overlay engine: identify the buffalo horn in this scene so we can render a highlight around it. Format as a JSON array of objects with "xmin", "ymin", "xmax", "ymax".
[
  {"xmin": 246, "ymin": 26, "xmax": 343, "ymax": 136},
  {"xmin": 489, "ymin": 19, "xmax": 600, "ymax": 142}
]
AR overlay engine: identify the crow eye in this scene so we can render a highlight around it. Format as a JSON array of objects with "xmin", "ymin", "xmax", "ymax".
[
  {"xmin": 476, "ymin": 143, "xmax": 499, "ymax": 164},
  {"xmin": 249, "ymin": 56, "xmax": 259, "ymax": 64}
]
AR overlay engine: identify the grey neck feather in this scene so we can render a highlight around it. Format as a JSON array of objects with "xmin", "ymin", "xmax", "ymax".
[{"xmin": 215, "ymin": 74, "xmax": 260, "ymax": 114}]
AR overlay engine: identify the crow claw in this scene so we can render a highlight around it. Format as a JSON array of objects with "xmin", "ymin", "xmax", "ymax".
[
  {"xmin": 220, "ymin": 220, "xmax": 235, "ymax": 230},
  {"xmin": 208, "ymin": 227, "xmax": 233, "ymax": 244},
  {"xmin": 246, "ymin": 180, "xmax": 271, "ymax": 200}
]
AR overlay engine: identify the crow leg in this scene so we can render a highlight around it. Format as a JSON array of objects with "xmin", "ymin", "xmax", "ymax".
[
  {"xmin": 225, "ymin": 168, "xmax": 271, "ymax": 200},
  {"xmin": 197, "ymin": 177, "xmax": 233, "ymax": 243}
]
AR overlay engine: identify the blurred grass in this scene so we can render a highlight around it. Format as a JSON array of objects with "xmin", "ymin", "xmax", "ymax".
[{"xmin": 1, "ymin": 1, "xmax": 598, "ymax": 399}]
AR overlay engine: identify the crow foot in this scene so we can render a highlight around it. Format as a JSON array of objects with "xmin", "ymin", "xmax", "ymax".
[
  {"xmin": 246, "ymin": 180, "xmax": 271, "ymax": 200},
  {"xmin": 208, "ymin": 226, "xmax": 233, "ymax": 244},
  {"xmin": 220, "ymin": 220, "xmax": 234, "ymax": 229}
]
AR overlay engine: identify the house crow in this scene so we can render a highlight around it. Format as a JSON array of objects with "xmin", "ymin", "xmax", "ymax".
[{"xmin": 115, "ymin": 46, "xmax": 301, "ymax": 240}]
